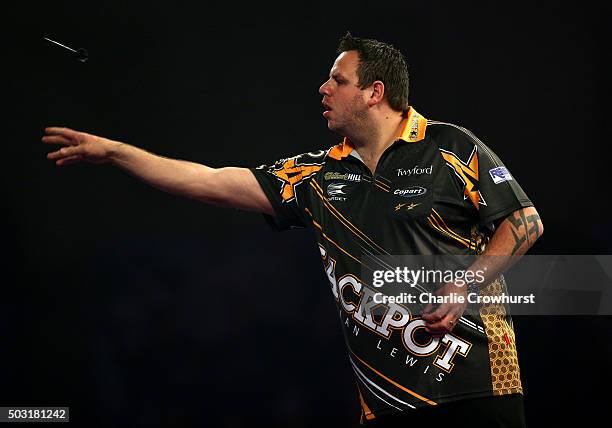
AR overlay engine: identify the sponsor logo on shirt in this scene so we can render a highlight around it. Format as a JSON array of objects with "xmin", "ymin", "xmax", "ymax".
[
  {"xmin": 396, "ymin": 165, "xmax": 433, "ymax": 177},
  {"xmin": 318, "ymin": 244, "xmax": 473, "ymax": 378},
  {"xmin": 394, "ymin": 186, "xmax": 427, "ymax": 198},
  {"xmin": 324, "ymin": 172, "xmax": 362, "ymax": 182},
  {"xmin": 439, "ymin": 146, "xmax": 487, "ymax": 207},
  {"xmin": 489, "ymin": 167, "xmax": 513, "ymax": 184},
  {"xmin": 262, "ymin": 156, "xmax": 325, "ymax": 203},
  {"xmin": 409, "ymin": 115, "xmax": 420, "ymax": 139},
  {"xmin": 327, "ymin": 182, "xmax": 348, "ymax": 201}
]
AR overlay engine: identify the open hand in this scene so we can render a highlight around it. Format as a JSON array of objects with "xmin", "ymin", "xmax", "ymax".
[{"xmin": 43, "ymin": 127, "xmax": 119, "ymax": 166}]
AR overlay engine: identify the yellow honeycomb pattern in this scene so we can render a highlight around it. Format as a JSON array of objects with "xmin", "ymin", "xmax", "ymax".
[{"xmin": 479, "ymin": 276, "xmax": 523, "ymax": 396}]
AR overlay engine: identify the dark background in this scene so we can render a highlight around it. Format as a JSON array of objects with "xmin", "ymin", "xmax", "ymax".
[{"xmin": 4, "ymin": 1, "xmax": 611, "ymax": 427}]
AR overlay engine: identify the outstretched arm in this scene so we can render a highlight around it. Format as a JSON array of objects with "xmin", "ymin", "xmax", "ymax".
[{"xmin": 42, "ymin": 127, "xmax": 274, "ymax": 215}]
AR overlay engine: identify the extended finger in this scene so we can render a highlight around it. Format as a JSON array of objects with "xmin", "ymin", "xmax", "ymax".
[
  {"xmin": 45, "ymin": 127, "xmax": 81, "ymax": 139},
  {"xmin": 42, "ymin": 135, "xmax": 75, "ymax": 146},
  {"xmin": 56, "ymin": 155, "xmax": 84, "ymax": 166},
  {"xmin": 47, "ymin": 146, "xmax": 81, "ymax": 160}
]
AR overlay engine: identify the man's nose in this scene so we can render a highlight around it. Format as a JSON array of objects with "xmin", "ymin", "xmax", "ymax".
[{"xmin": 319, "ymin": 79, "xmax": 331, "ymax": 95}]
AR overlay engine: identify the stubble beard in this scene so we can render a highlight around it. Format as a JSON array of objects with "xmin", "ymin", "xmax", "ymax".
[{"xmin": 329, "ymin": 97, "xmax": 369, "ymax": 139}]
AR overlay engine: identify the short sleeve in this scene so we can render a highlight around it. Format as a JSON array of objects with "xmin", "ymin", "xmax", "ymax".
[
  {"xmin": 452, "ymin": 128, "xmax": 533, "ymax": 224},
  {"xmin": 249, "ymin": 151, "xmax": 326, "ymax": 231},
  {"xmin": 465, "ymin": 129, "xmax": 533, "ymax": 225},
  {"xmin": 435, "ymin": 124, "xmax": 533, "ymax": 226}
]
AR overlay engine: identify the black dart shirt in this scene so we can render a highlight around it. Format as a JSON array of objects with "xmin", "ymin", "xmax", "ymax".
[{"xmin": 250, "ymin": 107, "xmax": 533, "ymax": 423}]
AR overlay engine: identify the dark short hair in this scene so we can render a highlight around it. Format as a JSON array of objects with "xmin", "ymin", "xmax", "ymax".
[{"xmin": 336, "ymin": 32, "xmax": 409, "ymax": 113}]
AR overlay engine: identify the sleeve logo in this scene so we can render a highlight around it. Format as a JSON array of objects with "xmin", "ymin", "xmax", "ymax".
[
  {"xmin": 489, "ymin": 167, "xmax": 513, "ymax": 184},
  {"xmin": 270, "ymin": 157, "xmax": 323, "ymax": 202}
]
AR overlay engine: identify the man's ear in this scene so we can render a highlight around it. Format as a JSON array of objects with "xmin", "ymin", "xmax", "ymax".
[{"xmin": 367, "ymin": 80, "xmax": 385, "ymax": 107}]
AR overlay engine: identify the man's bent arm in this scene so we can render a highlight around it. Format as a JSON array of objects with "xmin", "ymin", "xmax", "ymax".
[
  {"xmin": 465, "ymin": 206, "xmax": 544, "ymax": 287},
  {"xmin": 422, "ymin": 206, "xmax": 543, "ymax": 333},
  {"xmin": 42, "ymin": 127, "xmax": 274, "ymax": 215}
]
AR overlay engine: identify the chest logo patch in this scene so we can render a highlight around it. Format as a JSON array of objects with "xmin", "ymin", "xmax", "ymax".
[
  {"xmin": 327, "ymin": 182, "xmax": 349, "ymax": 201},
  {"xmin": 324, "ymin": 172, "xmax": 362, "ymax": 182},
  {"xmin": 327, "ymin": 183, "xmax": 347, "ymax": 196},
  {"xmin": 396, "ymin": 165, "xmax": 433, "ymax": 177},
  {"xmin": 394, "ymin": 186, "xmax": 427, "ymax": 198}
]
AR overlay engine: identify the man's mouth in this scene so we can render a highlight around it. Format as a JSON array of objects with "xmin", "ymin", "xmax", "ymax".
[{"xmin": 322, "ymin": 102, "xmax": 332, "ymax": 117}]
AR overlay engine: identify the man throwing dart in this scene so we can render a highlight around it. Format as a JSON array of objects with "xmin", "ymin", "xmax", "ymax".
[{"xmin": 43, "ymin": 33, "xmax": 543, "ymax": 427}]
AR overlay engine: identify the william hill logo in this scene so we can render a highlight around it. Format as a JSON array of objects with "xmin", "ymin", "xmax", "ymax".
[
  {"xmin": 394, "ymin": 186, "xmax": 427, "ymax": 198},
  {"xmin": 324, "ymin": 172, "xmax": 361, "ymax": 182}
]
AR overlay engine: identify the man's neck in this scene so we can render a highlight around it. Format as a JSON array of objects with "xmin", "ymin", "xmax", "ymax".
[{"xmin": 350, "ymin": 112, "xmax": 405, "ymax": 174}]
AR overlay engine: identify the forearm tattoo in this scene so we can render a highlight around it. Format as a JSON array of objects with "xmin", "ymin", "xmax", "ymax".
[{"xmin": 507, "ymin": 210, "xmax": 542, "ymax": 254}]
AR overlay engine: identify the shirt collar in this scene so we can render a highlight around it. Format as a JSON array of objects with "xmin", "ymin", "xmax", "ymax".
[{"xmin": 327, "ymin": 106, "xmax": 428, "ymax": 161}]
